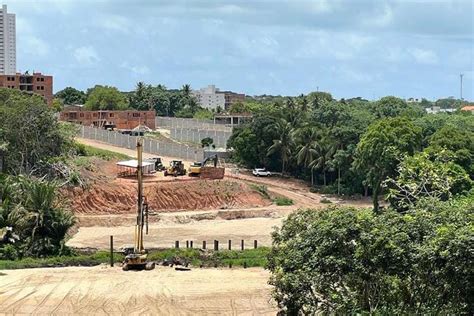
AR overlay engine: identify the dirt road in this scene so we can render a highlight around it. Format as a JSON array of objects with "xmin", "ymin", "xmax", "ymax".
[{"xmin": 0, "ymin": 266, "xmax": 277, "ymax": 315}]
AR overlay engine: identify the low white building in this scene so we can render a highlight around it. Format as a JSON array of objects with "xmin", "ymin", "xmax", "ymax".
[{"xmin": 192, "ymin": 85, "xmax": 225, "ymax": 110}]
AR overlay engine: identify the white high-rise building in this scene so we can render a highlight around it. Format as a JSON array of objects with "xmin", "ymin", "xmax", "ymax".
[
  {"xmin": 192, "ymin": 85, "xmax": 225, "ymax": 110},
  {"xmin": 0, "ymin": 5, "xmax": 15, "ymax": 75}
]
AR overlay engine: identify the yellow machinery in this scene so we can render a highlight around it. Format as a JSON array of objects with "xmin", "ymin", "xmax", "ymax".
[
  {"xmin": 122, "ymin": 139, "xmax": 155, "ymax": 271},
  {"xmin": 188, "ymin": 155, "xmax": 218, "ymax": 176},
  {"xmin": 164, "ymin": 160, "xmax": 186, "ymax": 177}
]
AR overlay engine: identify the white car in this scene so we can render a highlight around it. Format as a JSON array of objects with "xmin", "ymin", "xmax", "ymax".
[{"xmin": 252, "ymin": 168, "xmax": 271, "ymax": 177}]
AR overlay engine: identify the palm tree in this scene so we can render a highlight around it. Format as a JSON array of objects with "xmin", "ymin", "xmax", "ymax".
[
  {"xmin": 267, "ymin": 119, "xmax": 295, "ymax": 175},
  {"xmin": 296, "ymin": 127, "xmax": 319, "ymax": 185},
  {"xmin": 308, "ymin": 130, "xmax": 336, "ymax": 186},
  {"xmin": 181, "ymin": 84, "xmax": 191, "ymax": 97}
]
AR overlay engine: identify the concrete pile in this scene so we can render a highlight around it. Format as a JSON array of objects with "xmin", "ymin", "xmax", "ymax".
[{"xmin": 200, "ymin": 167, "xmax": 225, "ymax": 179}]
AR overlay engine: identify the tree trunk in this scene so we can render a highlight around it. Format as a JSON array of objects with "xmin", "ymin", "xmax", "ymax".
[
  {"xmin": 281, "ymin": 159, "xmax": 285, "ymax": 175},
  {"xmin": 337, "ymin": 167, "xmax": 341, "ymax": 195},
  {"xmin": 311, "ymin": 169, "xmax": 314, "ymax": 186},
  {"xmin": 372, "ymin": 182, "xmax": 380, "ymax": 212},
  {"xmin": 323, "ymin": 171, "xmax": 327, "ymax": 186}
]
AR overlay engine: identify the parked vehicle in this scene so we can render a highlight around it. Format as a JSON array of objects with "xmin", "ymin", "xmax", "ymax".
[
  {"xmin": 164, "ymin": 160, "xmax": 186, "ymax": 177},
  {"xmin": 145, "ymin": 157, "xmax": 165, "ymax": 171},
  {"xmin": 252, "ymin": 168, "xmax": 271, "ymax": 177}
]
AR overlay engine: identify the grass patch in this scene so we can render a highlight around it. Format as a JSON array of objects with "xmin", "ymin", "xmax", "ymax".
[
  {"xmin": 0, "ymin": 248, "xmax": 270, "ymax": 270},
  {"xmin": 75, "ymin": 142, "xmax": 130, "ymax": 160},
  {"xmin": 0, "ymin": 251, "xmax": 124, "ymax": 270},
  {"xmin": 250, "ymin": 184, "xmax": 270, "ymax": 199},
  {"xmin": 273, "ymin": 196, "xmax": 294, "ymax": 206}
]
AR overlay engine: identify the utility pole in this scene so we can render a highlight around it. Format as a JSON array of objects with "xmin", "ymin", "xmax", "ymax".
[{"xmin": 460, "ymin": 73, "xmax": 464, "ymax": 100}]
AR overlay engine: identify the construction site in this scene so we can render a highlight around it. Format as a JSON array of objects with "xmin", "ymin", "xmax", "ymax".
[{"xmin": 0, "ymin": 124, "xmax": 372, "ymax": 314}]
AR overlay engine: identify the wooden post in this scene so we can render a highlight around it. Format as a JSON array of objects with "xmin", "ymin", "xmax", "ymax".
[
  {"xmin": 241, "ymin": 240, "xmax": 244, "ymax": 251},
  {"xmin": 202, "ymin": 241, "xmax": 206, "ymax": 249},
  {"xmin": 254, "ymin": 240, "xmax": 257, "ymax": 249},
  {"xmin": 110, "ymin": 235, "xmax": 114, "ymax": 267},
  {"xmin": 186, "ymin": 240, "xmax": 189, "ymax": 248},
  {"xmin": 228, "ymin": 240, "xmax": 232, "ymax": 250},
  {"xmin": 175, "ymin": 241, "xmax": 179, "ymax": 249},
  {"xmin": 190, "ymin": 241, "xmax": 193, "ymax": 248},
  {"xmin": 214, "ymin": 240, "xmax": 219, "ymax": 251}
]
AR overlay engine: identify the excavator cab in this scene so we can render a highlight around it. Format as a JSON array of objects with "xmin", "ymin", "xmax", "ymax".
[{"xmin": 188, "ymin": 155, "xmax": 218, "ymax": 176}]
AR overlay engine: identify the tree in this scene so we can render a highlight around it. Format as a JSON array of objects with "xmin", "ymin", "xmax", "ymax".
[
  {"xmin": 308, "ymin": 130, "xmax": 336, "ymax": 186},
  {"xmin": 84, "ymin": 85, "xmax": 128, "ymax": 110},
  {"xmin": 201, "ymin": 137, "xmax": 213, "ymax": 148},
  {"xmin": 296, "ymin": 127, "xmax": 319, "ymax": 185},
  {"xmin": 0, "ymin": 89, "xmax": 75, "ymax": 173},
  {"xmin": 51, "ymin": 98, "xmax": 63, "ymax": 112},
  {"xmin": 227, "ymin": 127, "xmax": 259, "ymax": 167},
  {"xmin": 370, "ymin": 96, "xmax": 424, "ymax": 119},
  {"xmin": 385, "ymin": 151, "xmax": 472, "ymax": 211},
  {"xmin": 181, "ymin": 84, "xmax": 191, "ymax": 97},
  {"xmin": 54, "ymin": 87, "xmax": 86, "ymax": 105},
  {"xmin": 353, "ymin": 117, "xmax": 422, "ymax": 211},
  {"xmin": 268, "ymin": 202, "xmax": 473, "ymax": 314},
  {"xmin": 267, "ymin": 119, "xmax": 295, "ymax": 174}
]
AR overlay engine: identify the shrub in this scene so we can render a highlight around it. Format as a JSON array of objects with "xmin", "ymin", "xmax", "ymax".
[{"xmin": 273, "ymin": 197, "xmax": 294, "ymax": 206}]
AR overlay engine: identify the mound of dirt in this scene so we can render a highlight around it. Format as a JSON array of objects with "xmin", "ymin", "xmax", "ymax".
[{"xmin": 63, "ymin": 180, "xmax": 271, "ymax": 214}]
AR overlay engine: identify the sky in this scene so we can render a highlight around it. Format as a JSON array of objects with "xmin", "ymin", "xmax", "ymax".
[{"xmin": 7, "ymin": 0, "xmax": 474, "ymax": 100}]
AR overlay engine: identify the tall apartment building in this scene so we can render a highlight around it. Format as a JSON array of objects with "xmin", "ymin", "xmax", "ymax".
[
  {"xmin": 192, "ymin": 85, "xmax": 245, "ymax": 111},
  {"xmin": 0, "ymin": 5, "xmax": 16, "ymax": 75},
  {"xmin": 0, "ymin": 72, "xmax": 53, "ymax": 104}
]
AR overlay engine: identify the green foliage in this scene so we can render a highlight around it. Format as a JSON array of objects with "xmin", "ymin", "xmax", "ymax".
[
  {"xmin": 129, "ymin": 82, "xmax": 201, "ymax": 117},
  {"xmin": 250, "ymin": 184, "xmax": 270, "ymax": 199},
  {"xmin": 268, "ymin": 202, "xmax": 473, "ymax": 314},
  {"xmin": 200, "ymin": 137, "xmax": 214, "ymax": 148},
  {"xmin": 74, "ymin": 142, "xmax": 130, "ymax": 160},
  {"xmin": 385, "ymin": 151, "xmax": 472, "ymax": 210},
  {"xmin": 0, "ymin": 88, "xmax": 76, "ymax": 174},
  {"xmin": 193, "ymin": 108, "xmax": 214, "ymax": 120},
  {"xmin": 273, "ymin": 197, "xmax": 294, "ymax": 206},
  {"xmin": 51, "ymin": 98, "xmax": 63, "ymax": 112},
  {"xmin": 0, "ymin": 176, "xmax": 76, "ymax": 259},
  {"xmin": 353, "ymin": 117, "xmax": 422, "ymax": 210},
  {"xmin": 84, "ymin": 85, "xmax": 128, "ymax": 110},
  {"xmin": 54, "ymin": 87, "xmax": 86, "ymax": 105}
]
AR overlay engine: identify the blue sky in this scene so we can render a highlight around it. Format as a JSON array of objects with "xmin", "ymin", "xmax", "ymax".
[{"xmin": 8, "ymin": 0, "xmax": 474, "ymax": 100}]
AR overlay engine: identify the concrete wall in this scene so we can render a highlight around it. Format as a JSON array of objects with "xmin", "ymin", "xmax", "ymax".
[
  {"xmin": 170, "ymin": 128, "xmax": 232, "ymax": 148},
  {"xmin": 155, "ymin": 117, "xmax": 232, "ymax": 131},
  {"xmin": 79, "ymin": 125, "xmax": 203, "ymax": 161}
]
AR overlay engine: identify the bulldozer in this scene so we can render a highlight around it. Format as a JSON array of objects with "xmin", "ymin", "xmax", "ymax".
[
  {"xmin": 164, "ymin": 160, "xmax": 187, "ymax": 177},
  {"xmin": 188, "ymin": 154, "xmax": 218, "ymax": 177},
  {"xmin": 122, "ymin": 139, "xmax": 155, "ymax": 271}
]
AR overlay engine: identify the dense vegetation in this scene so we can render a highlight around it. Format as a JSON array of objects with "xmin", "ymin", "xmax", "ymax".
[
  {"xmin": 227, "ymin": 93, "xmax": 473, "ymax": 209},
  {"xmin": 268, "ymin": 196, "xmax": 473, "ymax": 314},
  {"xmin": 0, "ymin": 89, "xmax": 77, "ymax": 260},
  {"xmin": 55, "ymin": 82, "xmax": 216, "ymax": 119}
]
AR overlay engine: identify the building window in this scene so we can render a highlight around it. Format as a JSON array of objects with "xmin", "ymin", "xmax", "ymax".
[
  {"xmin": 109, "ymin": 113, "xmax": 114, "ymax": 117},
  {"xmin": 133, "ymin": 113, "xmax": 140, "ymax": 117},
  {"xmin": 80, "ymin": 113, "xmax": 84, "ymax": 117}
]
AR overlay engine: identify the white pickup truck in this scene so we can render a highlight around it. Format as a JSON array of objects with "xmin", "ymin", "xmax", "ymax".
[{"xmin": 252, "ymin": 168, "xmax": 271, "ymax": 177}]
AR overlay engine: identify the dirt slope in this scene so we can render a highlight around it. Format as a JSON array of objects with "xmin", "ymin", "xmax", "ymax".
[{"xmin": 64, "ymin": 179, "xmax": 271, "ymax": 214}]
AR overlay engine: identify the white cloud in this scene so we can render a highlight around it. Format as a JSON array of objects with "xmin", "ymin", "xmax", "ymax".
[
  {"xmin": 73, "ymin": 46, "xmax": 100, "ymax": 65},
  {"xmin": 364, "ymin": 4, "xmax": 393, "ymax": 27},
  {"xmin": 120, "ymin": 62, "xmax": 150, "ymax": 75},
  {"xmin": 409, "ymin": 48, "xmax": 439, "ymax": 64},
  {"xmin": 99, "ymin": 14, "xmax": 131, "ymax": 33}
]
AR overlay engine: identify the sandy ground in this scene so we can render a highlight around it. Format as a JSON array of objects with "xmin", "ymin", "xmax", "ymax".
[
  {"xmin": 68, "ymin": 216, "xmax": 283, "ymax": 249},
  {"xmin": 0, "ymin": 266, "xmax": 277, "ymax": 315}
]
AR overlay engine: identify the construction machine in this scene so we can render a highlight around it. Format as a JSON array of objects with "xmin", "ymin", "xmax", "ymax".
[
  {"xmin": 188, "ymin": 154, "xmax": 218, "ymax": 176},
  {"xmin": 145, "ymin": 157, "xmax": 165, "ymax": 171},
  {"xmin": 122, "ymin": 139, "xmax": 155, "ymax": 271},
  {"xmin": 164, "ymin": 160, "xmax": 186, "ymax": 177}
]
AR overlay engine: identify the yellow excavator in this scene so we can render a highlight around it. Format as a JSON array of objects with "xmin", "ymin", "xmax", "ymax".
[
  {"xmin": 188, "ymin": 154, "xmax": 218, "ymax": 176},
  {"xmin": 122, "ymin": 139, "xmax": 155, "ymax": 271}
]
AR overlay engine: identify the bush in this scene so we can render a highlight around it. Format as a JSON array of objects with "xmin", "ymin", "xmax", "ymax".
[
  {"xmin": 268, "ymin": 201, "xmax": 473, "ymax": 314},
  {"xmin": 250, "ymin": 184, "xmax": 270, "ymax": 199},
  {"xmin": 273, "ymin": 197, "xmax": 294, "ymax": 206}
]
